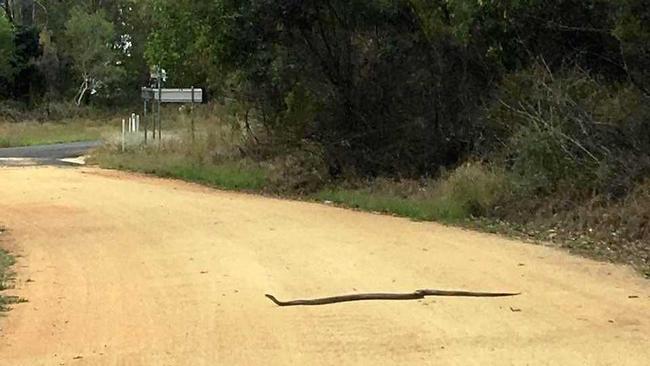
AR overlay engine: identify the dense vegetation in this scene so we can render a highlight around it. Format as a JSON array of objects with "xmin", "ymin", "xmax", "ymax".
[{"xmin": 2, "ymin": 1, "xmax": 649, "ymax": 273}]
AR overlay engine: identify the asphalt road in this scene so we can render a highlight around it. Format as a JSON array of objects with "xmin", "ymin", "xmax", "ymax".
[
  {"xmin": 0, "ymin": 141, "xmax": 101, "ymax": 158},
  {"xmin": 0, "ymin": 141, "xmax": 100, "ymax": 166}
]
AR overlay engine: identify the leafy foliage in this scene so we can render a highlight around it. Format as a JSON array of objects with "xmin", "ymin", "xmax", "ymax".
[
  {"xmin": 487, "ymin": 65, "xmax": 650, "ymax": 197},
  {"xmin": 614, "ymin": 0, "xmax": 650, "ymax": 95},
  {"xmin": 0, "ymin": 11, "xmax": 14, "ymax": 82},
  {"xmin": 1, "ymin": 0, "xmax": 649, "ymax": 187},
  {"xmin": 64, "ymin": 7, "xmax": 124, "ymax": 105}
]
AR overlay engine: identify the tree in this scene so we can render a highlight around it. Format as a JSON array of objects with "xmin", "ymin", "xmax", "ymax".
[
  {"xmin": 0, "ymin": 9, "xmax": 14, "ymax": 82},
  {"xmin": 144, "ymin": 0, "xmax": 221, "ymax": 88},
  {"xmin": 615, "ymin": 0, "xmax": 650, "ymax": 96},
  {"xmin": 64, "ymin": 6, "xmax": 123, "ymax": 105}
]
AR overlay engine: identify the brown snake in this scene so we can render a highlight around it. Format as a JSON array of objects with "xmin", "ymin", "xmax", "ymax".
[{"xmin": 265, "ymin": 289, "xmax": 520, "ymax": 306}]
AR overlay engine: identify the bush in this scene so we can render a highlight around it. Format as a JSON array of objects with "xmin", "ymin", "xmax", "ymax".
[
  {"xmin": 486, "ymin": 64, "xmax": 650, "ymax": 197},
  {"xmin": 0, "ymin": 100, "xmax": 116, "ymax": 123},
  {"xmin": 429, "ymin": 163, "xmax": 508, "ymax": 220},
  {"xmin": 266, "ymin": 141, "xmax": 329, "ymax": 194},
  {"xmin": 0, "ymin": 100, "xmax": 27, "ymax": 122},
  {"xmin": 316, "ymin": 162, "xmax": 507, "ymax": 222}
]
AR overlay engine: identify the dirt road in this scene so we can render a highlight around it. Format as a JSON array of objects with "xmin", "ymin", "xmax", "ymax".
[{"xmin": 1, "ymin": 166, "xmax": 648, "ymax": 365}]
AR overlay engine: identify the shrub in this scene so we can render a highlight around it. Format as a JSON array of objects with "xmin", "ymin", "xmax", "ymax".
[
  {"xmin": 315, "ymin": 162, "xmax": 507, "ymax": 222},
  {"xmin": 427, "ymin": 163, "xmax": 508, "ymax": 220},
  {"xmin": 486, "ymin": 64, "xmax": 650, "ymax": 197},
  {"xmin": 266, "ymin": 141, "xmax": 329, "ymax": 194}
]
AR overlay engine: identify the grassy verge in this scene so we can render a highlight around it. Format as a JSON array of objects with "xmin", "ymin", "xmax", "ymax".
[
  {"xmin": 0, "ymin": 246, "xmax": 23, "ymax": 313},
  {"xmin": 313, "ymin": 189, "xmax": 473, "ymax": 223},
  {"xmin": 93, "ymin": 148, "xmax": 268, "ymax": 192},
  {"xmin": 314, "ymin": 165, "xmax": 505, "ymax": 223},
  {"xmin": 0, "ymin": 119, "xmax": 113, "ymax": 148}
]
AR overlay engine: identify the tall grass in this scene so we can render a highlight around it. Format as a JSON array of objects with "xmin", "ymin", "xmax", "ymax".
[
  {"xmin": 315, "ymin": 163, "xmax": 507, "ymax": 223},
  {"xmin": 0, "ymin": 119, "xmax": 113, "ymax": 147},
  {"xmin": 93, "ymin": 110, "xmax": 269, "ymax": 192}
]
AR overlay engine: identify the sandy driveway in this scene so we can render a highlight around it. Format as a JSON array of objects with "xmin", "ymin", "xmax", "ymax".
[{"xmin": 0, "ymin": 166, "xmax": 648, "ymax": 365}]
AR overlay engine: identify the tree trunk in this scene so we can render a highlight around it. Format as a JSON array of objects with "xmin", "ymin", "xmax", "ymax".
[{"xmin": 75, "ymin": 78, "xmax": 89, "ymax": 106}]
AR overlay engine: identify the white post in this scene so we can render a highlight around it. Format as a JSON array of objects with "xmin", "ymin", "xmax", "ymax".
[
  {"xmin": 131, "ymin": 113, "xmax": 136, "ymax": 133},
  {"xmin": 136, "ymin": 114, "xmax": 140, "ymax": 132},
  {"xmin": 121, "ymin": 119, "xmax": 126, "ymax": 152}
]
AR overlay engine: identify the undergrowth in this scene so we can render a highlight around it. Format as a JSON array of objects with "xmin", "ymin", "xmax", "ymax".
[
  {"xmin": 0, "ymin": 119, "xmax": 112, "ymax": 147},
  {"xmin": 0, "ymin": 243, "xmax": 23, "ymax": 312}
]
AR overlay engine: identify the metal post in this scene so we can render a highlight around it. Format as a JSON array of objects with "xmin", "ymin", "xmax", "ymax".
[
  {"xmin": 121, "ymin": 119, "xmax": 125, "ymax": 152},
  {"xmin": 144, "ymin": 100, "xmax": 148, "ymax": 145},
  {"xmin": 157, "ymin": 66, "xmax": 162, "ymax": 144},
  {"xmin": 191, "ymin": 86, "xmax": 195, "ymax": 143}
]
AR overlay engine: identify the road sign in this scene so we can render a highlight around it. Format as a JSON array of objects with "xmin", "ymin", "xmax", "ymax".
[
  {"xmin": 141, "ymin": 87, "xmax": 203, "ymax": 103},
  {"xmin": 141, "ymin": 88, "xmax": 155, "ymax": 100}
]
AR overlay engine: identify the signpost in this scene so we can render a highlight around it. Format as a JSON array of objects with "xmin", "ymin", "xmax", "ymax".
[
  {"xmin": 141, "ymin": 86, "xmax": 203, "ymax": 144},
  {"xmin": 141, "ymin": 88, "xmax": 203, "ymax": 103},
  {"xmin": 141, "ymin": 66, "xmax": 203, "ymax": 145}
]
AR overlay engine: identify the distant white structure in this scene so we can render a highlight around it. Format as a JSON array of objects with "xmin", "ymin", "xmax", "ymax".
[
  {"xmin": 122, "ymin": 113, "xmax": 141, "ymax": 152},
  {"xmin": 141, "ymin": 88, "xmax": 203, "ymax": 103}
]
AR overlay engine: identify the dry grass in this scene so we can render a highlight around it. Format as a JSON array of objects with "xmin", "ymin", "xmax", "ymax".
[
  {"xmin": 0, "ymin": 118, "xmax": 114, "ymax": 147},
  {"xmin": 315, "ymin": 163, "xmax": 508, "ymax": 222},
  {"xmin": 476, "ymin": 180, "xmax": 650, "ymax": 277},
  {"xmin": 92, "ymin": 106, "xmax": 269, "ymax": 192},
  {"xmin": 1, "ymin": 229, "xmax": 25, "ymax": 313}
]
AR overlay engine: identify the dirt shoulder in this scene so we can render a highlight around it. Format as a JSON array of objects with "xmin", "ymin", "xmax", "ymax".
[
  {"xmin": 0, "ymin": 166, "xmax": 648, "ymax": 365},
  {"xmin": 0, "ymin": 231, "xmax": 20, "ymax": 312}
]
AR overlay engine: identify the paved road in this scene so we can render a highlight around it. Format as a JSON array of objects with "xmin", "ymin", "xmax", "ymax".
[
  {"xmin": 0, "ymin": 141, "xmax": 100, "ymax": 166},
  {"xmin": 0, "ymin": 167, "xmax": 648, "ymax": 365},
  {"xmin": 0, "ymin": 141, "xmax": 100, "ymax": 159}
]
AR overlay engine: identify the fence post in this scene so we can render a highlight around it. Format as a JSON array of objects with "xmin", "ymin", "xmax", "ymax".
[{"xmin": 121, "ymin": 119, "xmax": 125, "ymax": 152}]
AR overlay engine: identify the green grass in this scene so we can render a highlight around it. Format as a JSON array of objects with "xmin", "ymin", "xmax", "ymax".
[
  {"xmin": 0, "ymin": 120, "xmax": 111, "ymax": 148},
  {"xmin": 94, "ymin": 149, "xmax": 269, "ymax": 192},
  {"xmin": 96, "ymin": 143, "xmax": 502, "ymax": 224},
  {"xmin": 314, "ymin": 163, "xmax": 507, "ymax": 223},
  {"xmin": 314, "ymin": 189, "xmax": 437, "ymax": 221},
  {"xmin": 0, "ymin": 247, "xmax": 23, "ymax": 313},
  {"xmin": 313, "ymin": 189, "xmax": 468, "ymax": 222}
]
